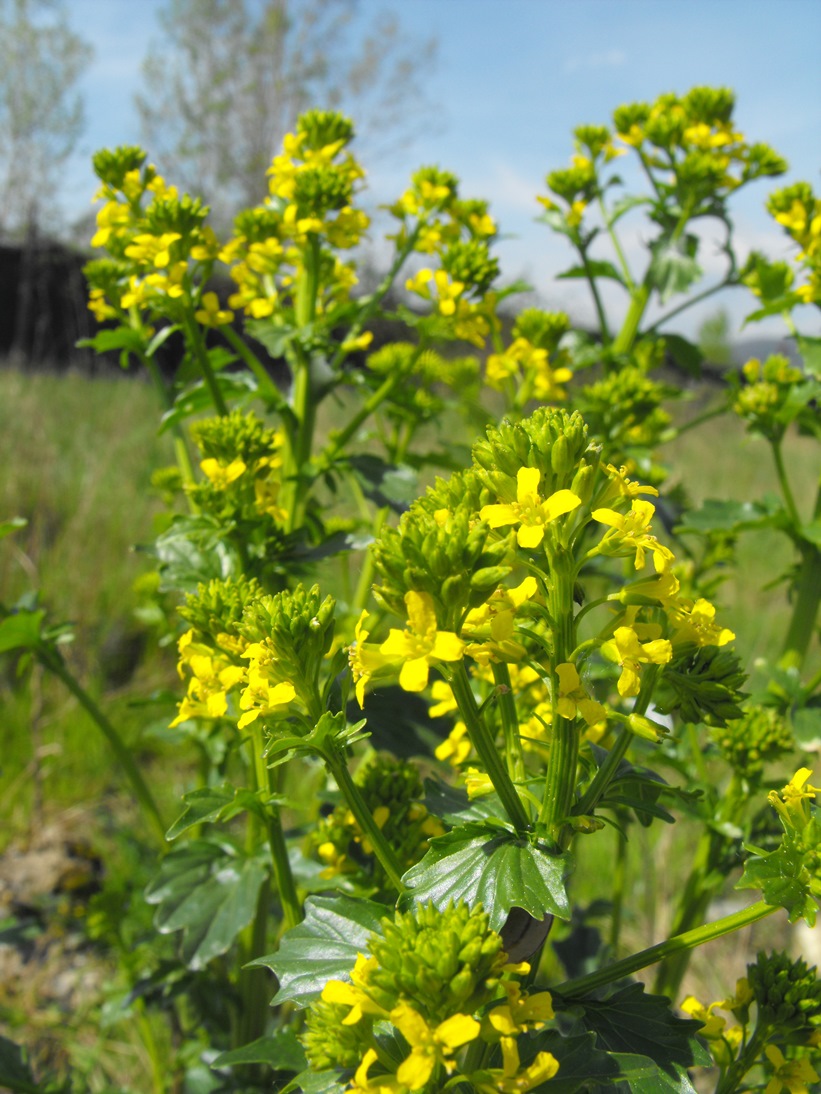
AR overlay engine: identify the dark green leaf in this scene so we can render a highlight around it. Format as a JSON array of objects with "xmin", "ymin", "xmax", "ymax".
[
  {"xmin": 648, "ymin": 234, "xmax": 702, "ymax": 303},
  {"xmin": 78, "ymin": 326, "xmax": 147, "ymax": 356},
  {"xmin": 245, "ymin": 318, "xmax": 294, "ymax": 359},
  {"xmin": 423, "ymin": 779, "xmax": 502, "ymax": 825},
  {"xmin": 0, "ymin": 1034, "xmax": 38, "ymax": 1090},
  {"xmin": 352, "ymin": 686, "xmax": 441, "ymax": 759},
  {"xmin": 557, "ymin": 260, "xmax": 626, "ymax": 286},
  {"xmin": 257, "ymin": 894, "xmax": 388, "ymax": 1006},
  {"xmin": 346, "ymin": 456, "xmax": 419, "ymax": 511},
  {"xmin": 520, "ymin": 1030, "xmax": 616, "ymax": 1093},
  {"xmin": 663, "ymin": 334, "xmax": 703, "ymax": 378},
  {"xmin": 144, "ymin": 840, "xmax": 268, "ymax": 969},
  {"xmin": 0, "ymin": 610, "xmax": 45, "ymax": 653},
  {"xmin": 145, "ymin": 324, "xmax": 180, "ymax": 360},
  {"xmin": 564, "ymin": 982, "xmax": 710, "ymax": 1071},
  {"xmin": 212, "ymin": 1029, "xmax": 305, "ymax": 1071},
  {"xmin": 166, "ymin": 785, "xmax": 276, "ymax": 840},
  {"xmin": 401, "ymin": 824, "xmax": 572, "ymax": 931}
]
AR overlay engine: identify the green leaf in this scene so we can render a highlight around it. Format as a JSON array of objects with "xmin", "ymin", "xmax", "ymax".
[
  {"xmin": 77, "ymin": 325, "xmax": 148, "ymax": 357},
  {"xmin": 166, "ymin": 785, "xmax": 276, "ymax": 840},
  {"xmin": 256, "ymin": 894, "xmax": 388, "ymax": 1006},
  {"xmin": 793, "ymin": 705, "xmax": 821, "ymax": 749},
  {"xmin": 648, "ymin": 234, "xmax": 702, "ymax": 303},
  {"xmin": 282, "ymin": 1070, "xmax": 346, "ymax": 1094},
  {"xmin": 0, "ymin": 1034, "xmax": 39, "ymax": 1092},
  {"xmin": 346, "ymin": 455, "xmax": 419, "ymax": 511},
  {"xmin": 796, "ymin": 334, "xmax": 821, "ymax": 378},
  {"xmin": 159, "ymin": 373, "xmax": 257, "ymax": 432},
  {"xmin": 736, "ymin": 838, "xmax": 818, "ymax": 924},
  {"xmin": 663, "ymin": 333, "xmax": 703, "ymax": 378},
  {"xmin": 153, "ymin": 515, "xmax": 240, "ymax": 594},
  {"xmin": 0, "ymin": 516, "xmax": 26, "ymax": 541},
  {"xmin": 423, "ymin": 779, "xmax": 502, "ymax": 825},
  {"xmin": 520, "ymin": 1030, "xmax": 617, "ymax": 1093},
  {"xmin": 676, "ymin": 498, "xmax": 779, "ymax": 535},
  {"xmin": 401, "ymin": 824, "xmax": 572, "ymax": 931},
  {"xmin": 212, "ymin": 1029, "xmax": 305, "ymax": 1072},
  {"xmin": 144, "ymin": 840, "xmax": 268, "ymax": 969},
  {"xmin": 557, "ymin": 260, "xmax": 626, "ymax": 286},
  {"xmin": 564, "ymin": 982, "xmax": 710, "ymax": 1071},
  {"xmin": 609, "ymin": 194, "xmax": 652, "ymax": 225},
  {"xmin": 0, "ymin": 610, "xmax": 45, "ymax": 654},
  {"xmin": 609, "ymin": 1053, "xmax": 699, "ymax": 1094}
]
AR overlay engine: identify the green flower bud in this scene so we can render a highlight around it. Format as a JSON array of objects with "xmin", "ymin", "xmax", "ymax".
[
  {"xmin": 748, "ymin": 951, "xmax": 821, "ymax": 1033},
  {"xmin": 297, "ymin": 109, "xmax": 355, "ymax": 151},
  {"xmin": 179, "ymin": 575, "xmax": 263, "ymax": 644},
  {"xmin": 240, "ymin": 584, "xmax": 335, "ymax": 694},
  {"xmin": 366, "ymin": 903, "xmax": 506, "ymax": 1023},
  {"xmin": 711, "ymin": 706, "xmax": 795, "ymax": 780},
  {"xmin": 472, "ymin": 407, "xmax": 590, "ymax": 496},
  {"xmin": 658, "ymin": 644, "xmax": 747, "ymax": 727},
  {"xmin": 512, "ymin": 309, "xmax": 569, "ymax": 352},
  {"xmin": 302, "ymin": 998, "xmax": 364, "ymax": 1070}
]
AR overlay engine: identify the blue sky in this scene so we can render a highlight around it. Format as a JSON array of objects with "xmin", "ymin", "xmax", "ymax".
[{"xmin": 65, "ymin": 0, "xmax": 821, "ymax": 336}]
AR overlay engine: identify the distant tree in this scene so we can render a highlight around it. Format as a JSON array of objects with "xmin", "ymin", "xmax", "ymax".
[
  {"xmin": 0, "ymin": 0, "xmax": 92, "ymax": 238},
  {"xmin": 136, "ymin": 0, "xmax": 437, "ymax": 226}
]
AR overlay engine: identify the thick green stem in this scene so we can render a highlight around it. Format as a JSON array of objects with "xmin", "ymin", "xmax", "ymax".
[
  {"xmin": 449, "ymin": 662, "xmax": 531, "ymax": 831},
  {"xmin": 557, "ymin": 900, "xmax": 778, "ymax": 998},
  {"xmin": 324, "ymin": 751, "xmax": 406, "ymax": 893},
  {"xmin": 780, "ymin": 478, "xmax": 821, "ymax": 670},
  {"xmin": 611, "ymin": 282, "xmax": 651, "ymax": 356},
  {"xmin": 37, "ymin": 644, "xmax": 166, "ymax": 845},
  {"xmin": 221, "ymin": 323, "xmax": 289, "ymax": 418}
]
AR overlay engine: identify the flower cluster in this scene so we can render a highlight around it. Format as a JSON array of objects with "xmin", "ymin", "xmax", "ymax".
[
  {"xmin": 301, "ymin": 902, "xmax": 559, "ymax": 1093},
  {"xmin": 766, "ymin": 182, "xmax": 821, "ymax": 306}
]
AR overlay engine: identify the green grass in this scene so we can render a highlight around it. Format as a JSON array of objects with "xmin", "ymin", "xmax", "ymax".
[{"xmin": 0, "ymin": 366, "xmax": 181, "ymax": 837}]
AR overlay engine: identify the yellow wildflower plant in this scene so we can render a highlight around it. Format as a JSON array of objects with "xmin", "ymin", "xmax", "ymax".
[
  {"xmin": 480, "ymin": 467, "xmax": 581, "ymax": 549},
  {"xmin": 199, "ymin": 457, "xmax": 247, "ymax": 490},
  {"xmin": 390, "ymin": 1002, "xmax": 480, "ymax": 1090},
  {"xmin": 378, "ymin": 591, "xmax": 465, "ymax": 693},
  {"xmin": 767, "ymin": 768, "xmax": 819, "ymax": 833}
]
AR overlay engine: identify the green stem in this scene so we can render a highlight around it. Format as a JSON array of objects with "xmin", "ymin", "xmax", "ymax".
[
  {"xmin": 449, "ymin": 662, "xmax": 531, "ymax": 831},
  {"xmin": 141, "ymin": 351, "xmax": 197, "ymax": 501},
  {"xmin": 317, "ymin": 363, "xmax": 414, "ymax": 474},
  {"xmin": 574, "ymin": 725, "xmax": 631, "ymax": 817},
  {"xmin": 185, "ymin": 315, "xmax": 228, "ymax": 416},
  {"xmin": 611, "ymin": 282, "xmax": 651, "ymax": 356},
  {"xmin": 491, "ymin": 661, "xmax": 526, "ymax": 784},
  {"xmin": 324, "ymin": 751, "xmax": 406, "ymax": 893},
  {"xmin": 771, "ymin": 437, "xmax": 801, "ymax": 527},
  {"xmin": 36, "ymin": 643, "xmax": 166, "ymax": 845},
  {"xmin": 779, "ymin": 472, "xmax": 821, "ymax": 670},
  {"xmin": 557, "ymin": 900, "xmax": 778, "ymax": 999},
  {"xmin": 645, "ymin": 276, "xmax": 735, "ymax": 335},
  {"xmin": 221, "ymin": 323, "xmax": 290, "ymax": 419},
  {"xmin": 609, "ymin": 824, "xmax": 628, "ymax": 952},
  {"xmin": 539, "ymin": 548, "xmax": 579, "ymax": 844},
  {"xmin": 598, "ymin": 195, "xmax": 635, "ymax": 291},
  {"xmin": 579, "ymin": 244, "xmax": 611, "ymax": 342},
  {"xmin": 251, "ymin": 723, "xmax": 302, "ymax": 930},
  {"xmin": 715, "ymin": 1026, "xmax": 768, "ymax": 1094}
]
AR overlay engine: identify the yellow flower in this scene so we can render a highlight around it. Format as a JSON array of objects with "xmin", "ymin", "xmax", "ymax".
[
  {"xmin": 199, "ymin": 457, "xmax": 246, "ymax": 490},
  {"xmin": 348, "ymin": 611, "xmax": 399, "ymax": 707},
  {"xmin": 472, "ymin": 1036, "xmax": 560, "ymax": 1093},
  {"xmin": 592, "ymin": 499, "xmax": 675, "ymax": 572},
  {"xmin": 764, "ymin": 1044, "xmax": 820, "ymax": 1094},
  {"xmin": 486, "ymin": 982, "xmax": 554, "ymax": 1037},
  {"xmin": 236, "ymin": 658, "xmax": 296, "ymax": 728},
  {"xmin": 481, "ymin": 467, "xmax": 581, "ymax": 549},
  {"xmin": 680, "ymin": 996, "xmax": 726, "ymax": 1039},
  {"xmin": 601, "ymin": 625, "xmax": 672, "ymax": 697},
  {"xmin": 350, "ymin": 1048, "xmax": 404, "ymax": 1094},
  {"xmin": 379, "ymin": 591, "xmax": 465, "ymax": 693},
  {"xmin": 194, "ymin": 291, "xmax": 234, "ymax": 327},
  {"xmin": 405, "ymin": 267, "xmax": 465, "ymax": 316},
  {"xmin": 464, "ymin": 767, "xmax": 494, "ymax": 799},
  {"xmin": 434, "ymin": 721, "xmax": 472, "ymax": 766},
  {"xmin": 555, "ymin": 662, "xmax": 607, "ymax": 725},
  {"xmin": 768, "ymin": 768, "xmax": 819, "ymax": 831},
  {"xmin": 124, "ymin": 231, "xmax": 182, "ymax": 269},
  {"xmin": 390, "ymin": 1002, "xmax": 480, "ymax": 1090},
  {"xmin": 668, "ymin": 597, "xmax": 734, "ymax": 647}
]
